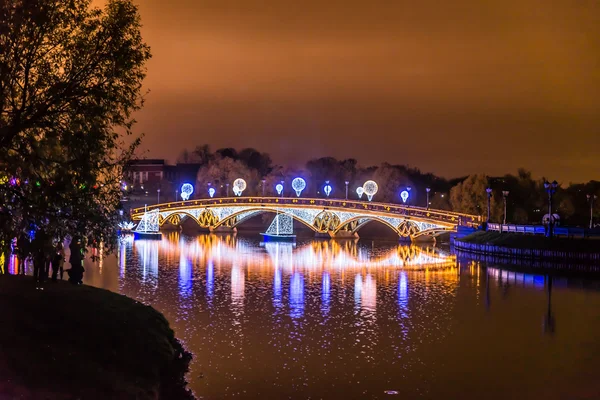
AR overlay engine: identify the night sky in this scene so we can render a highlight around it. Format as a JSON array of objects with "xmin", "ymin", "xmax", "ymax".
[{"xmin": 100, "ymin": 0, "xmax": 599, "ymax": 182}]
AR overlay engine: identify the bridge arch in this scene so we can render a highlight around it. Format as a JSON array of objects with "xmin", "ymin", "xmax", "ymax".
[{"xmin": 214, "ymin": 207, "xmax": 320, "ymax": 232}]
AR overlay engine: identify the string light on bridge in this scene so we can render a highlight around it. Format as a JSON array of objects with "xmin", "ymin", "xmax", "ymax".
[
  {"xmin": 363, "ymin": 180, "xmax": 378, "ymax": 201},
  {"xmin": 233, "ymin": 178, "xmax": 247, "ymax": 196},
  {"xmin": 292, "ymin": 177, "xmax": 306, "ymax": 197},
  {"xmin": 180, "ymin": 183, "xmax": 194, "ymax": 201},
  {"xmin": 356, "ymin": 186, "xmax": 364, "ymax": 199}
]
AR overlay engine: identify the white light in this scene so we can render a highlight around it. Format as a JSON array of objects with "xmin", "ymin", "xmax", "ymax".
[
  {"xmin": 180, "ymin": 183, "xmax": 194, "ymax": 200},
  {"xmin": 363, "ymin": 180, "xmax": 378, "ymax": 201},
  {"xmin": 276, "ymin": 183, "xmax": 283, "ymax": 195},
  {"xmin": 356, "ymin": 187, "xmax": 364, "ymax": 199},
  {"xmin": 266, "ymin": 212, "xmax": 294, "ymax": 235},
  {"xmin": 118, "ymin": 221, "xmax": 135, "ymax": 231},
  {"xmin": 324, "ymin": 183, "xmax": 332, "ymax": 197},
  {"xmin": 208, "ymin": 187, "xmax": 216, "ymax": 198},
  {"xmin": 400, "ymin": 190, "xmax": 409, "ymax": 203},
  {"xmin": 291, "ymin": 177, "xmax": 306, "ymax": 197},
  {"xmin": 135, "ymin": 209, "xmax": 160, "ymax": 232},
  {"xmin": 233, "ymin": 178, "xmax": 247, "ymax": 196}
]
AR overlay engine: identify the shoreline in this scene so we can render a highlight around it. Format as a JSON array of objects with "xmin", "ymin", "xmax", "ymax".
[{"xmin": 0, "ymin": 274, "xmax": 195, "ymax": 400}]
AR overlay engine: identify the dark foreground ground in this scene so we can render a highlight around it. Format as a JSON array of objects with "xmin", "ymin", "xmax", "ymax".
[{"xmin": 0, "ymin": 275, "xmax": 194, "ymax": 400}]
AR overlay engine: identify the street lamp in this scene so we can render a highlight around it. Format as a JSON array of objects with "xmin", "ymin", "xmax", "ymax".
[
  {"xmin": 544, "ymin": 180, "xmax": 558, "ymax": 237},
  {"xmin": 587, "ymin": 194, "xmax": 597, "ymax": 229},
  {"xmin": 406, "ymin": 186, "xmax": 411, "ymax": 205},
  {"xmin": 425, "ymin": 187, "xmax": 431, "ymax": 210},
  {"xmin": 502, "ymin": 190, "xmax": 509, "ymax": 224},
  {"xmin": 157, "ymin": 188, "xmax": 160, "ymax": 204},
  {"xmin": 486, "ymin": 188, "xmax": 492, "ymax": 223},
  {"xmin": 207, "ymin": 182, "xmax": 212, "ymax": 198},
  {"xmin": 261, "ymin": 179, "xmax": 266, "ymax": 197},
  {"xmin": 345, "ymin": 181, "xmax": 349, "ymax": 200},
  {"xmin": 226, "ymin": 183, "xmax": 230, "ymax": 197}
]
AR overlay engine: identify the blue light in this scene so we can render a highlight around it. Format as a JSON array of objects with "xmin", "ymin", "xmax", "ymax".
[
  {"xmin": 400, "ymin": 190, "xmax": 409, "ymax": 203},
  {"xmin": 321, "ymin": 272, "xmax": 331, "ymax": 315},
  {"xmin": 273, "ymin": 267, "xmax": 282, "ymax": 308},
  {"xmin": 276, "ymin": 183, "xmax": 283, "ymax": 195},
  {"xmin": 206, "ymin": 260, "xmax": 214, "ymax": 300},
  {"xmin": 290, "ymin": 272, "xmax": 304, "ymax": 319},
  {"xmin": 208, "ymin": 187, "xmax": 216, "ymax": 198},
  {"xmin": 324, "ymin": 182, "xmax": 332, "ymax": 197},
  {"xmin": 180, "ymin": 183, "xmax": 194, "ymax": 200}
]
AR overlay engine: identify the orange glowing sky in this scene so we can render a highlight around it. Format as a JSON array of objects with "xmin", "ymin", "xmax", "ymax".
[{"xmin": 97, "ymin": 0, "xmax": 599, "ymax": 182}]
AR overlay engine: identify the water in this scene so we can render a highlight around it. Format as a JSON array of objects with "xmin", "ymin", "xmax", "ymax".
[{"xmin": 32, "ymin": 233, "xmax": 600, "ymax": 398}]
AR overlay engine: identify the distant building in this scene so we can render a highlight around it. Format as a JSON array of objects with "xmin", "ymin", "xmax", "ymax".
[{"xmin": 123, "ymin": 158, "xmax": 202, "ymax": 201}]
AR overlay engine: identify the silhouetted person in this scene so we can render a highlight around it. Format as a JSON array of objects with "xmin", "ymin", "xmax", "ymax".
[
  {"xmin": 51, "ymin": 243, "xmax": 65, "ymax": 282},
  {"xmin": 16, "ymin": 234, "xmax": 30, "ymax": 275},
  {"xmin": 67, "ymin": 237, "xmax": 84, "ymax": 284}
]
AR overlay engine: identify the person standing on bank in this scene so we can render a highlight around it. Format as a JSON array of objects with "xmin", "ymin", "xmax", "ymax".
[{"xmin": 51, "ymin": 243, "xmax": 65, "ymax": 282}]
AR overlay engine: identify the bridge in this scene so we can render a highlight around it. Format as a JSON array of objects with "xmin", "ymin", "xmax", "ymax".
[{"xmin": 130, "ymin": 197, "xmax": 480, "ymax": 240}]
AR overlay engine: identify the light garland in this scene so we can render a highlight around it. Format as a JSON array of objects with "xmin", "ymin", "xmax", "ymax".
[
  {"xmin": 363, "ymin": 180, "xmax": 378, "ymax": 201},
  {"xmin": 233, "ymin": 178, "xmax": 247, "ymax": 196},
  {"xmin": 265, "ymin": 212, "xmax": 294, "ymax": 235},
  {"xmin": 208, "ymin": 187, "xmax": 216, "ymax": 198},
  {"xmin": 276, "ymin": 183, "xmax": 284, "ymax": 195},
  {"xmin": 291, "ymin": 177, "xmax": 306, "ymax": 197},
  {"xmin": 180, "ymin": 183, "xmax": 194, "ymax": 201},
  {"xmin": 400, "ymin": 190, "xmax": 409, "ymax": 203},
  {"xmin": 356, "ymin": 186, "xmax": 364, "ymax": 199}
]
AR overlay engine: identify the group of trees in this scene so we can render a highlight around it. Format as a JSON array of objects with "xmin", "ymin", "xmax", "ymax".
[
  {"xmin": 178, "ymin": 146, "xmax": 600, "ymax": 228},
  {"xmin": 0, "ymin": 0, "xmax": 151, "ymax": 273}
]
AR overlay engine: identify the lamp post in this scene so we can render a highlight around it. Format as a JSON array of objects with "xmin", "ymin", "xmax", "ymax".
[
  {"xmin": 425, "ymin": 187, "xmax": 431, "ymax": 210},
  {"xmin": 544, "ymin": 180, "xmax": 558, "ymax": 237},
  {"xmin": 157, "ymin": 188, "xmax": 160, "ymax": 204},
  {"xmin": 345, "ymin": 181, "xmax": 349, "ymax": 200},
  {"xmin": 262, "ymin": 179, "xmax": 266, "ymax": 197},
  {"xmin": 175, "ymin": 189, "xmax": 178, "ymax": 201},
  {"xmin": 486, "ymin": 188, "xmax": 492, "ymax": 223},
  {"xmin": 406, "ymin": 186, "xmax": 411, "ymax": 205},
  {"xmin": 587, "ymin": 194, "xmax": 597, "ymax": 229},
  {"xmin": 207, "ymin": 182, "xmax": 212, "ymax": 198},
  {"xmin": 280, "ymin": 180, "xmax": 284, "ymax": 198},
  {"xmin": 502, "ymin": 190, "xmax": 509, "ymax": 224},
  {"xmin": 226, "ymin": 183, "xmax": 230, "ymax": 197}
]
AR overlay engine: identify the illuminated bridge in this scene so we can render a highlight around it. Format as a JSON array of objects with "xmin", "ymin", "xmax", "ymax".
[{"xmin": 130, "ymin": 197, "xmax": 480, "ymax": 240}]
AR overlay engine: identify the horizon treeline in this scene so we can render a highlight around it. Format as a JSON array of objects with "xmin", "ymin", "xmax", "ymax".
[{"xmin": 172, "ymin": 145, "xmax": 599, "ymax": 227}]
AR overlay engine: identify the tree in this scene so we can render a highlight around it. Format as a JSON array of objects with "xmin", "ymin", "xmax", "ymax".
[
  {"xmin": 450, "ymin": 174, "xmax": 501, "ymax": 220},
  {"xmin": 0, "ymin": 0, "xmax": 151, "ymax": 261},
  {"xmin": 196, "ymin": 157, "xmax": 258, "ymax": 197}
]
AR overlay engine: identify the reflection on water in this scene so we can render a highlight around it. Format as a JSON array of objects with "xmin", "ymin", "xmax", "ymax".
[{"xmin": 79, "ymin": 233, "xmax": 600, "ymax": 400}]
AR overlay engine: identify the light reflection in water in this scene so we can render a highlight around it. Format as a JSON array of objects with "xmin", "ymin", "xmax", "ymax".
[
  {"xmin": 289, "ymin": 271, "xmax": 304, "ymax": 319},
  {"xmin": 321, "ymin": 272, "xmax": 331, "ymax": 316},
  {"xmin": 273, "ymin": 267, "xmax": 282, "ymax": 309},
  {"xmin": 206, "ymin": 260, "xmax": 214, "ymax": 301},
  {"xmin": 79, "ymin": 234, "xmax": 600, "ymax": 399}
]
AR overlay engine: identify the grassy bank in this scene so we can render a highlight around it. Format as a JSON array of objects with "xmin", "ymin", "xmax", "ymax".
[
  {"xmin": 0, "ymin": 275, "xmax": 194, "ymax": 399},
  {"xmin": 458, "ymin": 231, "xmax": 600, "ymax": 252}
]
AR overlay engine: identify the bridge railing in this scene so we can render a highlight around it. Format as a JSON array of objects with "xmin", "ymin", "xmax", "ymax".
[
  {"xmin": 131, "ymin": 197, "xmax": 481, "ymax": 227},
  {"xmin": 487, "ymin": 223, "xmax": 600, "ymax": 238}
]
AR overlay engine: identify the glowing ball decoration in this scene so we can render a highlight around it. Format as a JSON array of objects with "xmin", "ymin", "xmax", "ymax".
[
  {"xmin": 400, "ymin": 190, "xmax": 410, "ymax": 203},
  {"xmin": 208, "ymin": 187, "xmax": 216, "ymax": 198},
  {"xmin": 180, "ymin": 183, "xmax": 194, "ymax": 201},
  {"xmin": 233, "ymin": 178, "xmax": 247, "ymax": 196},
  {"xmin": 362, "ymin": 180, "xmax": 378, "ymax": 201},
  {"xmin": 276, "ymin": 183, "xmax": 284, "ymax": 195},
  {"xmin": 291, "ymin": 177, "xmax": 306, "ymax": 197},
  {"xmin": 356, "ymin": 186, "xmax": 364, "ymax": 199},
  {"xmin": 324, "ymin": 182, "xmax": 332, "ymax": 197}
]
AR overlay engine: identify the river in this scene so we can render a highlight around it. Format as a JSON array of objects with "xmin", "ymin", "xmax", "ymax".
[{"xmin": 81, "ymin": 233, "xmax": 600, "ymax": 399}]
